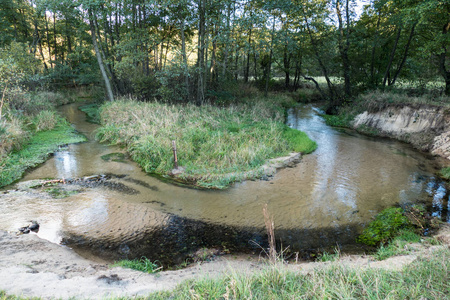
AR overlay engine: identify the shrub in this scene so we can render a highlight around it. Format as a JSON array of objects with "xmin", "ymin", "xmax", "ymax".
[{"xmin": 32, "ymin": 110, "xmax": 58, "ymax": 131}]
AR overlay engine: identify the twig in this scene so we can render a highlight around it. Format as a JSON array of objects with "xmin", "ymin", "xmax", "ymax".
[{"xmin": 263, "ymin": 204, "xmax": 276, "ymax": 263}]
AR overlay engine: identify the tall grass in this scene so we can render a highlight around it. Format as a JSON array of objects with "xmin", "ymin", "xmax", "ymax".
[{"xmin": 97, "ymin": 96, "xmax": 316, "ymax": 188}]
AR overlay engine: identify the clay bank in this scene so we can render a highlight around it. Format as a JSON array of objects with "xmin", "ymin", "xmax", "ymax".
[{"xmin": 352, "ymin": 104, "xmax": 450, "ymax": 161}]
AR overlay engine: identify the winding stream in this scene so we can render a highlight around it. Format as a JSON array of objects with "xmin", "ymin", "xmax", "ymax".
[{"xmin": 1, "ymin": 103, "xmax": 448, "ymax": 263}]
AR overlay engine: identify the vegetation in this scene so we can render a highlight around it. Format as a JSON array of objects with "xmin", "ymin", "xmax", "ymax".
[
  {"xmin": 113, "ymin": 257, "xmax": 161, "ymax": 274},
  {"xmin": 0, "ymin": 0, "xmax": 448, "ymax": 108},
  {"xmin": 96, "ymin": 95, "xmax": 316, "ymax": 188},
  {"xmin": 145, "ymin": 247, "xmax": 450, "ymax": 299},
  {"xmin": 357, "ymin": 207, "xmax": 411, "ymax": 247},
  {"xmin": 440, "ymin": 167, "xmax": 450, "ymax": 180},
  {"xmin": 0, "ymin": 120, "xmax": 86, "ymax": 188}
]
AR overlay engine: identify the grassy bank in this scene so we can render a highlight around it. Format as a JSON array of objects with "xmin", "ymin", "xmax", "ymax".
[
  {"xmin": 0, "ymin": 90, "xmax": 87, "ymax": 188},
  {"xmin": 0, "ymin": 118, "xmax": 86, "ymax": 188},
  {"xmin": 96, "ymin": 95, "xmax": 316, "ymax": 188},
  {"xmin": 147, "ymin": 247, "xmax": 449, "ymax": 299}
]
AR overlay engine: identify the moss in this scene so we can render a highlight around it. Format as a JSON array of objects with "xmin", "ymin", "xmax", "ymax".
[{"xmin": 44, "ymin": 187, "xmax": 79, "ymax": 198}]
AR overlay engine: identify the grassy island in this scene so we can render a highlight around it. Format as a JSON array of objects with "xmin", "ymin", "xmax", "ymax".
[{"xmin": 96, "ymin": 96, "xmax": 316, "ymax": 189}]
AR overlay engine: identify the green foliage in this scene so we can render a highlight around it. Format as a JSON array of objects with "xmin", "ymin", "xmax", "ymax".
[
  {"xmin": 357, "ymin": 207, "xmax": 412, "ymax": 247},
  {"xmin": 440, "ymin": 167, "xmax": 450, "ymax": 180},
  {"xmin": 96, "ymin": 96, "xmax": 316, "ymax": 188},
  {"xmin": 321, "ymin": 113, "xmax": 355, "ymax": 128},
  {"xmin": 78, "ymin": 103, "xmax": 101, "ymax": 124},
  {"xmin": 113, "ymin": 257, "xmax": 161, "ymax": 274},
  {"xmin": 0, "ymin": 120, "xmax": 86, "ymax": 188},
  {"xmin": 317, "ymin": 249, "xmax": 340, "ymax": 262}
]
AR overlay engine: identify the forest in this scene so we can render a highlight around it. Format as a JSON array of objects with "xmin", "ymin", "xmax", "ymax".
[{"xmin": 1, "ymin": 0, "xmax": 449, "ymax": 105}]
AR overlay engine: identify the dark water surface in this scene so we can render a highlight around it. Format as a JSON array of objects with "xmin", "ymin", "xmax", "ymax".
[{"xmin": 1, "ymin": 103, "xmax": 448, "ymax": 263}]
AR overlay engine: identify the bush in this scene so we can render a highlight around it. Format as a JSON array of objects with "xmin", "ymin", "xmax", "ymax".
[
  {"xmin": 32, "ymin": 110, "xmax": 58, "ymax": 131},
  {"xmin": 357, "ymin": 207, "xmax": 411, "ymax": 246}
]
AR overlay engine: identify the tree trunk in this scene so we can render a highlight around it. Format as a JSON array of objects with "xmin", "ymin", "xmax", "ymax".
[
  {"xmin": 181, "ymin": 19, "xmax": 190, "ymax": 101},
  {"xmin": 283, "ymin": 45, "xmax": 291, "ymax": 88},
  {"xmin": 390, "ymin": 23, "xmax": 417, "ymax": 86},
  {"xmin": 303, "ymin": 12, "xmax": 335, "ymax": 101},
  {"xmin": 245, "ymin": 27, "xmax": 252, "ymax": 83},
  {"xmin": 210, "ymin": 24, "xmax": 218, "ymax": 84},
  {"xmin": 89, "ymin": 9, "xmax": 114, "ymax": 102},
  {"xmin": 440, "ymin": 22, "xmax": 450, "ymax": 96},
  {"xmin": 53, "ymin": 14, "xmax": 57, "ymax": 63},
  {"xmin": 264, "ymin": 17, "xmax": 276, "ymax": 97},
  {"xmin": 45, "ymin": 15, "xmax": 52, "ymax": 68},
  {"xmin": 336, "ymin": 0, "xmax": 351, "ymax": 97},
  {"xmin": 197, "ymin": 0, "xmax": 206, "ymax": 105},
  {"xmin": 370, "ymin": 12, "xmax": 382, "ymax": 86},
  {"xmin": 382, "ymin": 26, "xmax": 402, "ymax": 87}
]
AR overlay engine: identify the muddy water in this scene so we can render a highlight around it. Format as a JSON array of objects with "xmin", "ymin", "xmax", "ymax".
[{"xmin": 1, "ymin": 103, "xmax": 448, "ymax": 263}]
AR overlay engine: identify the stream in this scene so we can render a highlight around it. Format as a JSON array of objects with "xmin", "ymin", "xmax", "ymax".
[{"xmin": 1, "ymin": 103, "xmax": 449, "ymax": 264}]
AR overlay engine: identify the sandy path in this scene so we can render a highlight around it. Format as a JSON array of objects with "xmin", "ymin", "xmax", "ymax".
[{"xmin": 0, "ymin": 231, "xmax": 261, "ymax": 299}]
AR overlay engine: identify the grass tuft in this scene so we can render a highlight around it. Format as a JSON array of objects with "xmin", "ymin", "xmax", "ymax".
[{"xmin": 113, "ymin": 257, "xmax": 161, "ymax": 274}]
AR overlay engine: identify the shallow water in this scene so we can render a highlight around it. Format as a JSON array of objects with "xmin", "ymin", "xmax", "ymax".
[{"xmin": 1, "ymin": 103, "xmax": 448, "ymax": 261}]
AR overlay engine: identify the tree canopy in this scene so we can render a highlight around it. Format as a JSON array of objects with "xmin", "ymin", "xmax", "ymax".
[{"xmin": 0, "ymin": 0, "xmax": 448, "ymax": 105}]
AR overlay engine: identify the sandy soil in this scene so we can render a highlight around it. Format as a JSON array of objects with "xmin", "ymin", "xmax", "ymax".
[
  {"xmin": 2, "ymin": 226, "xmax": 449, "ymax": 299},
  {"xmin": 0, "ymin": 230, "xmax": 263, "ymax": 299}
]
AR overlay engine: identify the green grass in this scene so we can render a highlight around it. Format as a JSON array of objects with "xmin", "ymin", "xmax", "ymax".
[
  {"xmin": 113, "ymin": 257, "xmax": 161, "ymax": 273},
  {"xmin": 374, "ymin": 229, "xmax": 422, "ymax": 261},
  {"xmin": 146, "ymin": 247, "xmax": 450, "ymax": 299},
  {"xmin": 96, "ymin": 96, "xmax": 316, "ymax": 189},
  {"xmin": 0, "ymin": 119, "xmax": 86, "ymax": 188}
]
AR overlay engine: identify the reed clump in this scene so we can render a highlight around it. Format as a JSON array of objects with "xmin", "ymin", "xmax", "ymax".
[{"xmin": 96, "ymin": 96, "xmax": 316, "ymax": 188}]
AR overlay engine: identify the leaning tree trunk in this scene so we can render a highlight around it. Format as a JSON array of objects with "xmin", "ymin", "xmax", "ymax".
[{"xmin": 88, "ymin": 9, "xmax": 114, "ymax": 102}]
